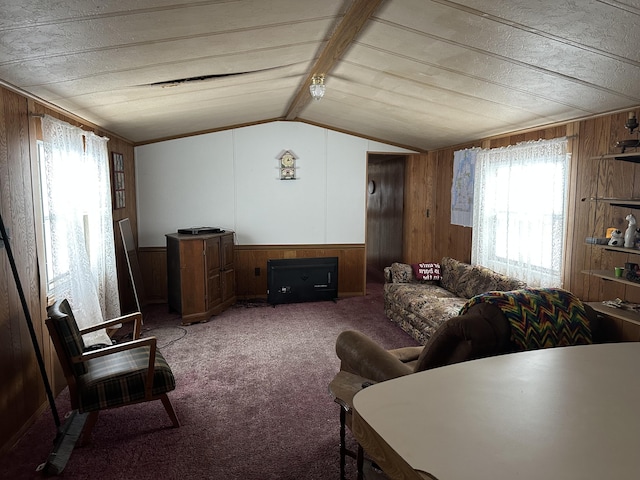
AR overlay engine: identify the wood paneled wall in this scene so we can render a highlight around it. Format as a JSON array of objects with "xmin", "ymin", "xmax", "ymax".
[
  {"xmin": 568, "ymin": 111, "xmax": 640, "ymax": 341},
  {"xmin": 402, "ymin": 153, "xmax": 435, "ymax": 263},
  {"xmin": 235, "ymin": 244, "xmax": 366, "ymax": 298},
  {"xmin": 0, "ymin": 88, "xmax": 137, "ymax": 454},
  {"xmin": 402, "ymin": 147, "xmax": 478, "ymax": 264},
  {"xmin": 0, "ymin": 88, "xmax": 48, "ymax": 455},
  {"xmin": 106, "ymin": 141, "xmax": 138, "ymax": 313},
  {"xmin": 138, "ymin": 244, "xmax": 366, "ymax": 301},
  {"xmin": 138, "ymin": 247, "xmax": 168, "ymax": 304}
]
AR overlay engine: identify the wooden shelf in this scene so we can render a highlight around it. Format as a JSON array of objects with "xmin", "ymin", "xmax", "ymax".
[
  {"xmin": 586, "ymin": 301, "xmax": 640, "ymax": 326},
  {"xmin": 587, "ymin": 151, "xmax": 640, "ymax": 338},
  {"xmin": 589, "ymin": 197, "xmax": 640, "ymax": 209},
  {"xmin": 590, "ymin": 150, "xmax": 640, "ymax": 205},
  {"xmin": 581, "ymin": 269, "xmax": 640, "ymax": 287},
  {"xmin": 597, "ymin": 198, "xmax": 640, "ymax": 208},
  {"xmin": 592, "ymin": 152, "xmax": 640, "ymax": 162},
  {"xmin": 587, "ymin": 243, "xmax": 640, "ymax": 255}
]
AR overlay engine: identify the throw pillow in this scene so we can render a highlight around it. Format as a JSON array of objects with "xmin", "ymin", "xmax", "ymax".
[
  {"xmin": 412, "ymin": 262, "xmax": 441, "ymax": 281},
  {"xmin": 389, "ymin": 263, "xmax": 414, "ymax": 283}
]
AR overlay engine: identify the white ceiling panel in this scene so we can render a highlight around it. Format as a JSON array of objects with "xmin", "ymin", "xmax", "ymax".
[
  {"xmin": 7, "ymin": 39, "xmax": 319, "ymax": 93},
  {"xmin": 1, "ymin": 0, "xmax": 639, "ymax": 149}
]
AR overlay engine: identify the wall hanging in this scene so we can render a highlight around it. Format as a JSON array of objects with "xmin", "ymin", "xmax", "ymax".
[{"xmin": 277, "ymin": 150, "xmax": 297, "ymax": 180}]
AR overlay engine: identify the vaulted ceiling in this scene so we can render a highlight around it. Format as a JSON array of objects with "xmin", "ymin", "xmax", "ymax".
[{"xmin": 1, "ymin": 0, "xmax": 639, "ymax": 151}]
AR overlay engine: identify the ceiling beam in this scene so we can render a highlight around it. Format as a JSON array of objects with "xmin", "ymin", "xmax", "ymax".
[{"xmin": 285, "ymin": 0, "xmax": 386, "ymax": 120}]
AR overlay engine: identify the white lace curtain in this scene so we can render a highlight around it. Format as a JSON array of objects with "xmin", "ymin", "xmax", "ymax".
[
  {"xmin": 42, "ymin": 115, "xmax": 120, "ymax": 346},
  {"xmin": 471, "ymin": 138, "xmax": 569, "ymax": 287}
]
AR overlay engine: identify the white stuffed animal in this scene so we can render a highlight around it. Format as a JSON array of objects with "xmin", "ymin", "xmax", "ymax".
[
  {"xmin": 625, "ymin": 213, "xmax": 637, "ymax": 248},
  {"xmin": 609, "ymin": 229, "xmax": 624, "ymax": 246}
]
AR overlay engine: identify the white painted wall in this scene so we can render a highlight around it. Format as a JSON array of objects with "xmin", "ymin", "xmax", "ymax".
[{"xmin": 135, "ymin": 121, "xmax": 415, "ymax": 246}]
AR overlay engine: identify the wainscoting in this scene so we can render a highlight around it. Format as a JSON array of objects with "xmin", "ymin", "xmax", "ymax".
[
  {"xmin": 138, "ymin": 243, "xmax": 366, "ymax": 301},
  {"xmin": 236, "ymin": 244, "xmax": 366, "ymax": 299},
  {"xmin": 138, "ymin": 247, "xmax": 168, "ymax": 304}
]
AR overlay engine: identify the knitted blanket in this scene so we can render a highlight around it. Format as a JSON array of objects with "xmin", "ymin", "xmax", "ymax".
[{"xmin": 459, "ymin": 288, "xmax": 592, "ymax": 351}]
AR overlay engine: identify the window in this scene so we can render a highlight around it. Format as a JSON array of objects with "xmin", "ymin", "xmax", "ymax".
[
  {"xmin": 38, "ymin": 115, "xmax": 121, "ymax": 346},
  {"xmin": 472, "ymin": 138, "xmax": 569, "ymax": 287},
  {"xmin": 37, "ymin": 140, "xmax": 96, "ymax": 297},
  {"xmin": 36, "ymin": 140, "xmax": 55, "ymax": 293}
]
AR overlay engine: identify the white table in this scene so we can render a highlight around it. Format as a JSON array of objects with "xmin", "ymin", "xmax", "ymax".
[{"xmin": 352, "ymin": 343, "xmax": 640, "ymax": 480}]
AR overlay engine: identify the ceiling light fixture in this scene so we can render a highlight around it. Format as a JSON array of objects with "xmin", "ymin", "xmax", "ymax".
[{"xmin": 309, "ymin": 74, "xmax": 326, "ymax": 101}]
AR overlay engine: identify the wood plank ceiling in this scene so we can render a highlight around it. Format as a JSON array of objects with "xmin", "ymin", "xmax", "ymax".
[{"xmin": 1, "ymin": 0, "xmax": 639, "ymax": 150}]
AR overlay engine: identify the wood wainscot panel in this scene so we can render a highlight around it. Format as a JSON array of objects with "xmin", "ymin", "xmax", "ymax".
[
  {"xmin": 433, "ymin": 148, "xmax": 473, "ymax": 263},
  {"xmin": 138, "ymin": 247, "xmax": 168, "ymax": 303},
  {"xmin": 108, "ymin": 143, "xmax": 137, "ymax": 312},
  {"xmin": 1, "ymin": 92, "xmax": 66, "ymax": 453},
  {"xmin": 621, "ymin": 319, "xmax": 640, "ymax": 342},
  {"xmin": 403, "ymin": 153, "xmax": 435, "ymax": 263},
  {"xmin": 235, "ymin": 244, "xmax": 366, "ymax": 299},
  {"xmin": 234, "ymin": 248, "xmax": 274, "ymax": 298},
  {"xmin": 593, "ymin": 310, "xmax": 640, "ymax": 343}
]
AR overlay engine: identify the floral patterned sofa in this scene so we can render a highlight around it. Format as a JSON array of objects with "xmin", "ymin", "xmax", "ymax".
[{"xmin": 384, "ymin": 257, "xmax": 526, "ymax": 345}]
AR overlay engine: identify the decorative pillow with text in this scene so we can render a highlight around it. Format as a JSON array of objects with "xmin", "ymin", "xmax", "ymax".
[{"xmin": 411, "ymin": 262, "xmax": 441, "ymax": 281}]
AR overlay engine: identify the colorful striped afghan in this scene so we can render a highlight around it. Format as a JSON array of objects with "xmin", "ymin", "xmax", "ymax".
[{"xmin": 459, "ymin": 288, "xmax": 592, "ymax": 351}]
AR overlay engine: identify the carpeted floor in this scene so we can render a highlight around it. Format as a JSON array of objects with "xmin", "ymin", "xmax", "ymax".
[{"xmin": 1, "ymin": 272, "xmax": 417, "ymax": 480}]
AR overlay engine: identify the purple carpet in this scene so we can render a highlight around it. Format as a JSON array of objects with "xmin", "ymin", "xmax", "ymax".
[{"xmin": 1, "ymin": 274, "xmax": 417, "ymax": 479}]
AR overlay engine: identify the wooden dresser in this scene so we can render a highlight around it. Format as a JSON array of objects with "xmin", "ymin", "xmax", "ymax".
[{"xmin": 166, "ymin": 231, "xmax": 236, "ymax": 324}]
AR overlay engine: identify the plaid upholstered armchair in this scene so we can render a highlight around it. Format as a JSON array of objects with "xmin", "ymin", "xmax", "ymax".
[{"xmin": 46, "ymin": 299, "xmax": 179, "ymax": 444}]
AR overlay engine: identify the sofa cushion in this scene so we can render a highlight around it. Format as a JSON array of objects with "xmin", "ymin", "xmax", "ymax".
[
  {"xmin": 459, "ymin": 264, "xmax": 526, "ymax": 299},
  {"xmin": 440, "ymin": 257, "xmax": 525, "ymax": 299},
  {"xmin": 439, "ymin": 257, "xmax": 474, "ymax": 297},
  {"xmin": 384, "ymin": 282, "xmax": 468, "ymax": 344},
  {"xmin": 387, "ymin": 262, "xmax": 440, "ymax": 284},
  {"xmin": 385, "ymin": 282, "xmax": 458, "ymax": 305},
  {"xmin": 387, "ymin": 262, "xmax": 414, "ymax": 283}
]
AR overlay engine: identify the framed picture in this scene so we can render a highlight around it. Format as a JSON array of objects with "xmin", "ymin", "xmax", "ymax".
[{"xmin": 111, "ymin": 152, "xmax": 126, "ymax": 209}]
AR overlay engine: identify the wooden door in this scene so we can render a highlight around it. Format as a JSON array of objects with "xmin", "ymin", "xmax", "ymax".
[
  {"xmin": 221, "ymin": 233, "xmax": 234, "ymax": 270},
  {"xmin": 221, "ymin": 268, "xmax": 235, "ymax": 302},
  {"xmin": 180, "ymin": 239, "xmax": 207, "ymax": 315},
  {"xmin": 367, "ymin": 154, "xmax": 406, "ymax": 271}
]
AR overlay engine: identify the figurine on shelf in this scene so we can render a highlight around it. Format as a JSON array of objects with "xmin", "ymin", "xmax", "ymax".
[
  {"xmin": 626, "ymin": 262, "xmax": 640, "ymax": 283},
  {"xmin": 608, "ymin": 229, "xmax": 623, "ymax": 246},
  {"xmin": 625, "ymin": 213, "xmax": 637, "ymax": 248}
]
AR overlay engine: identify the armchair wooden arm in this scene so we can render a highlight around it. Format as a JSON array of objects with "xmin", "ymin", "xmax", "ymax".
[{"xmin": 80, "ymin": 311, "xmax": 143, "ymax": 339}]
